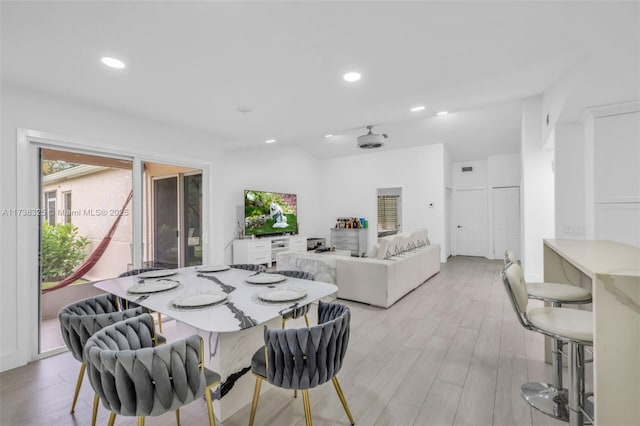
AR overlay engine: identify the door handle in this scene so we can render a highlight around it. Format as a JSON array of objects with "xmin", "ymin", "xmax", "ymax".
[{"xmin": 457, "ymin": 225, "xmax": 462, "ymax": 228}]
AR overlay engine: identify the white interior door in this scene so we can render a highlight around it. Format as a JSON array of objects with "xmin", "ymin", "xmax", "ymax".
[
  {"xmin": 493, "ymin": 186, "xmax": 521, "ymax": 259},
  {"xmin": 454, "ymin": 189, "xmax": 487, "ymax": 256},
  {"xmin": 445, "ymin": 188, "xmax": 452, "ymax": 258}
]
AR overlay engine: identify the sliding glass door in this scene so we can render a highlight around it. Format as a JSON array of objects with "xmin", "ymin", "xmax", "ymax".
[
  {"xmin": 39, "ymin": 148, "xmax": 133, "ymax": 353},
  {"xmin": 183, "ymin": 173, "xmax": 202, "ymax": 266},
  {"xmin": 153, "ymin": 176, "xmax": 179, "ymax": 269},
  {"xmin": 146, "ymin": 163, "xmax": 203, "ymax": 270}
]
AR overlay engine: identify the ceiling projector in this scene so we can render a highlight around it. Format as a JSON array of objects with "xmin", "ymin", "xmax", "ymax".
[{"xmin": 357, "ymin": 125, "xmax": 387, "ymax": 149}]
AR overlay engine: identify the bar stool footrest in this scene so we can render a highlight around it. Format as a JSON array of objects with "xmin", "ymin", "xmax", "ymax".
[
  {"xmin": 521, "ymin": 382, "xmax": 569, "ymax": 422},
  {"xmin": 580, "ymin": 396, "xmax": 594, "ymax": 425}
]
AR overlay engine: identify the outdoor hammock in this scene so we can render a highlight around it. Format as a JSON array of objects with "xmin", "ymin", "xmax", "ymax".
[{"xmin": 42, "ymin": 190, "xmax": 133, "ymax": 294}]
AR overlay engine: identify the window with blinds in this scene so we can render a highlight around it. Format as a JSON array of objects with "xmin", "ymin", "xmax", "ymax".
[{"xmin": 377, "ymin": 195, "xmax": 399, "ymax": 233}]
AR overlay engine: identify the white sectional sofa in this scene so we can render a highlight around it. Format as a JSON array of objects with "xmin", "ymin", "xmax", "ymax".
[
  {"xmin": 277, "ymin": 229, "xmax": 440, "ymax": 308},
  {"xmin": 336, "ymin": 235, "xmax": 440, "ymax": 308}
]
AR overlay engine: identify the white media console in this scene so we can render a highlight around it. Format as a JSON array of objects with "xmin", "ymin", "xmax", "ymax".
[{"xmin": 232, "ymin": 235, "xmax": 306, "ymax": 266}]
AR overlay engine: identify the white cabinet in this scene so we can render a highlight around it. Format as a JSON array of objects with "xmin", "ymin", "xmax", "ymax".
[
  {"xmin": 588, "ymin": 105, "xmax": 640, "ymax": 247},
  {"xmin": 233, "ymin": 235, "xmax": 306, "ymax": 266},
  {"xmin": 232, "ymin": 239, "xmax": 271, "ymax": 265},
  {"xmin": 330, "ymin": 228, "xmax": 367, "ymax": 256}
]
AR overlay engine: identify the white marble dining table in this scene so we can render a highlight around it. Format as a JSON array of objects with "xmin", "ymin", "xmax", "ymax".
[{"xmin": 94, "ymin": 265, "xmax": 338, "ymax": 421}]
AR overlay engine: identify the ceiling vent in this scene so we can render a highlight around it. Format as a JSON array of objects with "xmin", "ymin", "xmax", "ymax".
[{"xmin": 357, "ymin": 125, "xmax": 387, "ymax": 149}]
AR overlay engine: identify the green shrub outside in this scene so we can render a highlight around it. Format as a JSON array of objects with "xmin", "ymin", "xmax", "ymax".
[{"xmin": 41, "ymin": 222, "xmax": 90, "ymax": 282}]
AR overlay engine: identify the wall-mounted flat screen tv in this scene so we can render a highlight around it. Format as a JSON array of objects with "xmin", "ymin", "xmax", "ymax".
[{"xmin": 244, "ymin": 190, "xmax": 298, "ymax": 236}]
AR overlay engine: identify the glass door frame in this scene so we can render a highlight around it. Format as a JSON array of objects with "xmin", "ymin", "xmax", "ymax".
[{"xmin": 16, "ymin": 128, "xmax": 211, "ymax": 361}]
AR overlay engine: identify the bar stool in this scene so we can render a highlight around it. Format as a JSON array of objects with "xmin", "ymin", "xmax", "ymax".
[
  {"xmin": 504, "ymin": 251, "xmax": 591, "ymax": 421},
  {"xmin": 502, "ymin": 262, "xmax": 593, "ymax": 426}
]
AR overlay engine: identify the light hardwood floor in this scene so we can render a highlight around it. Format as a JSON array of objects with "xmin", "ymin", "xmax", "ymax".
[{"xmin": 0, "ymin": 256, "xmax": 567, "ymax": 426}]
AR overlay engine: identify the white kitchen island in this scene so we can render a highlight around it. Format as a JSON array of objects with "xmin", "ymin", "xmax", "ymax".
[{"xmin": 543, "ymin": 239, "xmax": 640, "ymax": 426}]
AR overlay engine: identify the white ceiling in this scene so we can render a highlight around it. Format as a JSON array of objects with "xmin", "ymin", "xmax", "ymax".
[{"xmin": 2, "ymin": 1, "xmax": 638, "ymax": 161}]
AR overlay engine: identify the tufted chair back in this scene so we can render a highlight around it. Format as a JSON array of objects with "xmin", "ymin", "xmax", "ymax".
[
  {"xmin": 117, "ymin": 267, "xmax": 161, "ymax": 278},
  {"xmin": 84, "ymin": 314, "xmax": 208, "ymax": 417},
  {"xmin": 59, "ymin": 293, "xmax": 144, "ymax": 363},
  {"xmin": 229, "ymin": 263, "xmax": 266, "ymax": 272},
  {"xmin": 264, "ymin": 301, "xmax": 350, "ymax": 390},
  {"xmin": 273, "ymin": 270, "xmax": 315, "ymax": 281}
]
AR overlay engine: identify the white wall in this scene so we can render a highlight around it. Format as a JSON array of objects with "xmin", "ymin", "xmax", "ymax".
[
  {"xmin": 521, "ymin": 96, "xmax": 555, "ymax": 281},
  {"xmin": 554, "ymin": 123, "xmax": 586, "ymax": 239},
  {"xmin": 0, "ymin": 84, "xmax": 225, "ymax": 372},
  {"xmin": 318, "ymin": 144, "xmax": 447, "ymax": 262},
  {"xmin": 453, "ymin": 160, "xmax": 488, "ymax": 190},
  {"xmin": 222, "ymin": 145, "xmax": 322, "ymax": 264},
  {"xmin": 488, "ymin": 153, "xmax": 521, "ymax": 259},
  {"xmin": 488, "ymin": 154, "xmax": 520, "ymax": 188}
]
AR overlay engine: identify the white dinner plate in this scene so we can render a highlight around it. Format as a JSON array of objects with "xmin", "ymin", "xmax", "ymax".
[
  {"xmin": 245, "ymin": 273, "xmax": 287, "ymax": 285},
  {"xmin": 196, "ymin": 265, "xmax": 230, "ymax": 273},
  {"xmin": 137, "ymin": 269, "xmax": 178, "ymax": 279},
  {"xmin": 172, "ymin": 292, "xmax": 227, "ymax": 308},
  {"xmin": 127, "ymin": 280, "xmax": 179, "ymax": 294},
  {"xmin": 258, "ymin": 287, "xmax": 307, "ymax": 302}
]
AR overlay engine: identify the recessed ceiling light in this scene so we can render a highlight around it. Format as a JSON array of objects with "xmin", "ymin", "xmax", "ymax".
[
  {"xmin": 100, "ymin": 57, "xmax": 126, "ymax": 69},
  {"xmin": 325, "ymin": 134, "xmax": 333, "ymax": 138},
  {"xmin": 265, "ymin": 139, "xmax": 276, "ymax": 144},
  {"xmin": 343, "ymin": 72, "xmax": 361, "ymax": 82},
  {"xmin": 437, "ymin": 111, "xmax": 448, "ymax": 116},
  {"xmin": 411, "ymin": 106, "xmax": 426, "ymax": 112}
]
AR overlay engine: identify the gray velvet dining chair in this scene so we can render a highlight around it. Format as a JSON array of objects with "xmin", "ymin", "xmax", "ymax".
[
  {"xmin": 272, "ymin": 270, "xmax": 315, "ymax": 328},
  {"xmin": 229, "ymin": 263, "xmax": 267, "ymax": 272},
  {"xmin": 58, "ymin": 293, "xmax": 146, "ymax": 426},
  {"xmin": 248, "ymin": 301, "xmax": 355, "ymax": 426},
  {"xmin": 83, "ymin": 313, "xmax": 221, "ymax": 426}
]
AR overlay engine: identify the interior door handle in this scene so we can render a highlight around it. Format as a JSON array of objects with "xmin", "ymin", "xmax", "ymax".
[{"xmin": 457, "ymin": 225, "xmax": 462, "ymax": 228}]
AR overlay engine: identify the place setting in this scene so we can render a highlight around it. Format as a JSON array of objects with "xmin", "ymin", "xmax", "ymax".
[
  {"xmin": 169, "ymin": 291, "xmax": 229, "ymax": 312},
  {"xmin": 244, "ymin": 272, "xmax": 288, "ymax": 286},
  {"xmin": 127, "ymin": 269, "xmax": 181, "ymax": 295},
  {"xmin": 195, "ymin": 265, "xmax": 231, "ymax": 273},
  {"xmin": 251, "ymin": 286, "xmax": 308, "ymax": 306}
]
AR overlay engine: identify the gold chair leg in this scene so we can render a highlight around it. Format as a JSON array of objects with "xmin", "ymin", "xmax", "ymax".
[
  {"xmin": 248, "ymin": 376, "xmax": 263, "ymax": 426},
  {"xmin": 92, "ymin": 393, "xmax": 99, "ymax": 426},
  {"xmin": 205, "ymin": 385, "xmax": 217, "ymax": 426},
  {"xmin": 157, "ymin": 312, "xmax": 163, "ymax": 333},
  {"xmin": 107, "ymin": 412, "xmax": 117, "ymax": 426},
  {"xmin": 304, "ymin": 314, "xmax": 310, "ymax": 328},
  {"xmin": 332, "ymin": 376, "xmax": 355, "ymax": 425},
  {"xmin": 175, "ymin": 408, "xmax": 180, "ymax": 426},
  {"xmin": 301, "ymin": 389, "xmax": 313, "ymax": 426},
  {"xmin": 70, "ymin": 363, "xmax": 86, "ymax": 414},
  {"xmin": 137, "ymin": 416, "xmax": 145, "ymax": 426}
]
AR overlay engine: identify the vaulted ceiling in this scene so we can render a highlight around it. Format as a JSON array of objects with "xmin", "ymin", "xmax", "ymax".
[{"xmin": 2, "ymin": 1, "xmax": 638, "ymax": 160}]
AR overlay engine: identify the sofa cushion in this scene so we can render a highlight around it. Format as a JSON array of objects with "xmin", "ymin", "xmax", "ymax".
[
  {"xmin": 366, "ymin": 244, "xmax": 379, "ymax": 258},
  {"xmin": 376, "ymin": 238, "xmax": 390, "ymax": 259},
  {"xmin": 398, "ymin": 233, "xmax": 413, "ymax": 252},
  {"xmin": 412, "ymin": 229, "xmax": 429, "ymax": 247}
]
